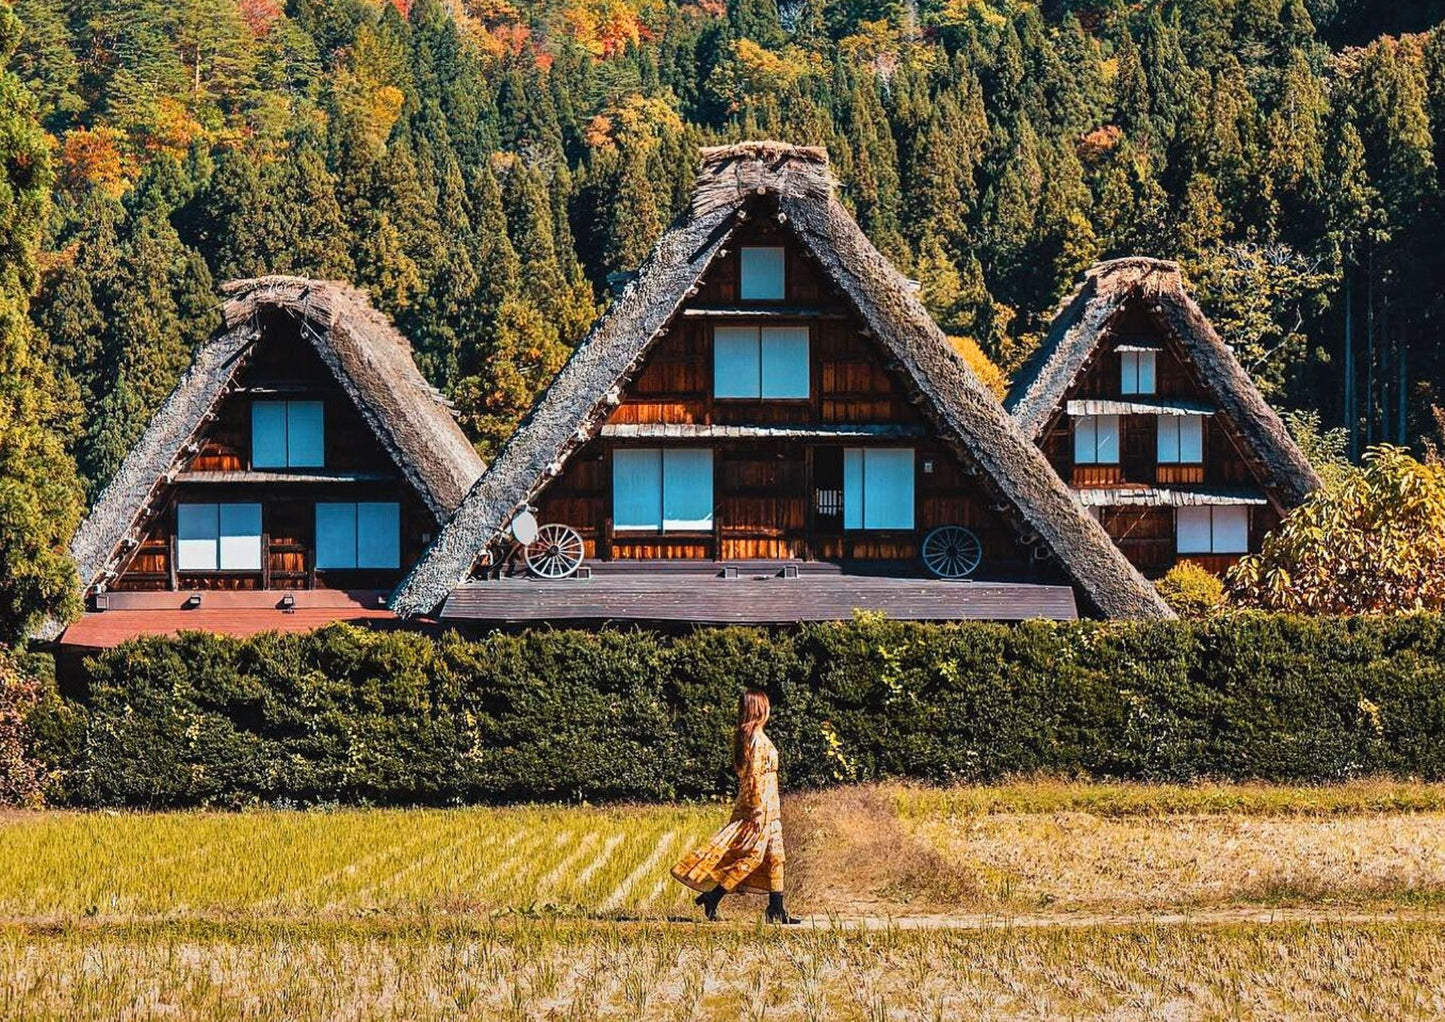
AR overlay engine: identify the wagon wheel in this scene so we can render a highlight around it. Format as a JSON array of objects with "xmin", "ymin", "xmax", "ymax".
[
  {"xmin": 524, "ymin": 524, "xmax": 585, "ymax": 579},
  {"xmin": 922, "ymin": 525, "xmax": 983, "ymax": 580}
]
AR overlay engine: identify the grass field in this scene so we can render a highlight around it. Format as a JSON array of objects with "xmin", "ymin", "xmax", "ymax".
[{"xmin": 5, "ymin": 780, "xmax": 1445, "ymax": 1019}]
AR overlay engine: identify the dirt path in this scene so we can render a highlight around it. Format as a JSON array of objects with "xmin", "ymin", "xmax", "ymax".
[{"xmin": 786, "ymin": 906, "xmax": 1445, "ymax": 930}]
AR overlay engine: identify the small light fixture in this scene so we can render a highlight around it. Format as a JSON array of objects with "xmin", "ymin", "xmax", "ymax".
[
  {"xmin": 923, "ymin": 459, "xmax": 935, "ymax": 474},
  {"xmin": 183, "ymin": 594, "xmax": 202, "ymax": 609}
]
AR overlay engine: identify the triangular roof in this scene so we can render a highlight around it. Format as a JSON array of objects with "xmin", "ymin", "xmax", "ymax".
[
  {"xmin": 1006, "ymin": 257, "xmax": 1320, "ymax": 506},
  {"xmin": 391, "ymin": 142, "xmax": 1169, "ymax": 620},
  {"xmin": 68, "ymin": 276, "xmax": 486, "ymax": 597}
]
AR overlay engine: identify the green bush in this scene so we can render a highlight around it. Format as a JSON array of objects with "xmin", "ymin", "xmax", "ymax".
[
  {"xmin": 29, "ymin": 614, "xmax": 1445, "ymax": 808},
  {"xmin": 1155, "ymin": 560, "xmax": 1227, "ymax": 618}
]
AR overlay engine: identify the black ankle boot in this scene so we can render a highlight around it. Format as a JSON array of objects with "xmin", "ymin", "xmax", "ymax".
[
  {"xmin": 695, "ymin": 885, "xmax": 725, "ymax": 921},
  {"xmin": 766, "ymin": 892, "xmax": 801, "ymax": 925}
]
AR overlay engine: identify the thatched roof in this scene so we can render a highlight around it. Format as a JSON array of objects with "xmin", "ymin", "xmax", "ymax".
[
  {"xmin": 1006, "ymin": 257, "xmax": 1320, "ymax": 506},
  {"xmin": 68, "ymin": 277, "xmax": 485, "ymax": 599},
  {"xmin": 391, "ymin": 142, "xmax": 1170, "ymax": 620}
]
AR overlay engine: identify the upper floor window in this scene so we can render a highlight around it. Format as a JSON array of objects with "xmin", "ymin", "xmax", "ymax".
[
  {"xmin": 253, "ymin": 400, "xmax": 324, "ymax": 468},
  {"xmin": 613, "ymin": 448, "xmax": 714, "ymax": 532},
  {"xmin": 739, "ymin": 246, "xmax": 786, "ymax": 300},
  {"xmin": 315, "ymin": 502, "xmax": 401, "ymax": 569},
  {"xmin": 1157, "ymin": 415, "xmax": 1204, "ymax": 464},
  {"xmin": 177, "ymin": 503, "xmax": 261, "ymax": 572},
  {"xmin": 1073, "ymin": 414, "xmax": 1120, "ymax": 465},
  {"xmin": 714, "ymin": 326, "xmax": 810, "ymax": 399},
  {"xmin": 1177, "ymin": 506, "xmax": 1248, "ymax": 554},
  {"xmin": 1120, "ymin": 350, "xmax": 1156, "ymax": 394},
  {"xmin": 843, "ymin": 448, "xmax": 915, "ymax": 530}
]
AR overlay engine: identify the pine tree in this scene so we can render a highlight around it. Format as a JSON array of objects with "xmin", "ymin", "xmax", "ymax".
[{"xmin": 0, "ymin": 5, "xmax": 83, "ymax": 640}]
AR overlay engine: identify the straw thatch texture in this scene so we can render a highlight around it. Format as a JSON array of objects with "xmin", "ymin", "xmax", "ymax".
[
  {"xmin": 1006, "ymin": 258, "xmax": 1320, "ymax": 506},
  {"xmin": 391, "ymin": 143, "xmax": 1170, "ymax": 620},
  {"xmin": 68, "ymin": 277, "xmax": 485, "ymax": 598}
]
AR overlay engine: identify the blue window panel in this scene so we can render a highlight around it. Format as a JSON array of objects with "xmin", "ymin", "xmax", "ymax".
[
  {"xmin": 613, "ymin": 449, "xmax": 663, "ymax": 530},
  {"xmin": 862, "ymin": 449, "xmax": 915, "ymax": 529},
  {"xmin": 1175, "ymin": 507, "xmax": 1212, "ymax": 554},
  {"xmin": 714, "ymin": 326, "xmax": 761, "ymax": 398},
  {"xmin": 1179, "ymin": 415, "xmax": 1204, "ymax": 463},
  {"xmin": 1093, "ymin": 415, "xmax": 1119, "ymax": 464},
  {"xmin": 218, "ymin": 503, "xmax": 262, "ymax": 570},
  {"xmin": 1074, "ymin": 415, "xmax": 1098, "ymax": 464},
  {"xmin": 662, "ymin": 449, "xmax": 713, "ymax": 532},
  {"xmin": 1121, "ymin": 352, "xmax": 1157, "ymax": 395},
  {"xmin": 843, "ymin": 449, "xmax": 864, "ymax": 529},
  {"xmin": 740, "ymin": 246, "xmax": 786, "ymax": 300},
  {"xmin": 315, "ymin": 503, "xmax": 358, "ymax": 569},
  {"xmin": 251, "ymin": 402, "xmax": 288, "ymax": 468},
  {"xmin": 1213, "ymin": 506, "xmax": 1249, "ymax": 553},
  {"xmin": 760, "ymin": 327, "xmax": 810, "ymax": 398},
  {"xmin": 1157, "ymin": 415, "xmax": 1180, "ymax": 463},
  {"xmin": 287, "ymin": 401, "xmax": 325, "ymax": 467},
  {"xmin": 356, "ymin": 502, "xmax": 400, "ymax": 569},
  {"xmin": 176, "ymin": 504, "xmax": 219, "ymax": 571}
]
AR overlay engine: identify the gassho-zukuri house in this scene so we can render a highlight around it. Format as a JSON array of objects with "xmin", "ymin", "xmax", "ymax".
[
  {"xmin": 1005, "ymin": 257, "xmax": 1320, "ymax": 576},
  {"xmin": 58, "ymin": 139, "xmax": 1346, "ymax": 655},
  {"xmin": 55, "ymin": 277, "xmax": 486, "ymax": 656},
  {"xmin": 388, "ymin": 142, "xmax": 1170, "ymax": 626}
]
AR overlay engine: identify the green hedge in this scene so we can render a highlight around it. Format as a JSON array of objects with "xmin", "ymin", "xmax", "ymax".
[{"xmin": 31, "ymin": 614, "xmax": 1445, "ymax": 807}]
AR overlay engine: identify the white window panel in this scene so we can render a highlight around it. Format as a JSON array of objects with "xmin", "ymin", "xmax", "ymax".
[
  {"xmin": 661, "ymin": 450, "xmax": 714, "ymax": 531},
  {"xmin": 740, "ymin": 246, "xmax": 785, "ymax": 300},
  {"xmin": 1213, "ymin": 506, "xmax": 1249, "ymax": 553},
  {"xmin": 713, "ymin": 326, "xmax": 761, "ymax": 398},
  {"xmin": 1075, "ymin": 415, "xmax": 1119, "ymax": 465},
  {"xmin": 843, "ymin": 448, "xmax": 915, "ymax": 530},
  {"xmin": 287, "ymin": 401, "xmax": 325, "ymax": 467},
  {"xmin": 1158, "ymin": 415, "xmax": 1205, "ymax": 464},
  {"xmin": 1175, "ymin": 506, "xmax": 1214, "ymax": 554},
  {"xmin": 613, "ymin": 449, "xmax": 663, "ymax": 530},
  {"xmin": 218, "ymin": 503, "xmax": 262, "ymax": 570},
  {"xmin": 356, "ymin": 502, "xmax": 400, "ymax": 569},
  {"xmin": 251, "ymin": 402, "xmax": 288, "ymax": 468},
  {"xmin": 315, "ymin": 503, "xmax": 358, "ymax": 569},
  {"xmin": 1121, "ymin": 351, "xmax": 1156, "ymax": 395},
  {"xmin": 176, "ymin": 504, "xmax": 220, "ymax": 571},
  {"xmin": 760, "ymin": 327, "xmax": 810, "ymax": 398}
]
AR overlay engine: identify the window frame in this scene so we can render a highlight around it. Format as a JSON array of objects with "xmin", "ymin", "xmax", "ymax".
[
  {"xmin": 1073, "ymin": 414, "xmax": 1120, "ymax": 465},
  {"xmin": 1120, "ymin": 350, "xmax": 1157, "ymax": 395},
  {"xmin": 712, "ymin": 325, "xmax": 811, "ymax": 400},
  {"xmin": 175, "ymin": 502, "xmax": 263, "ymax": 573},
  {"xmin": 1157, "ymin": 414, "xmax": 1205, "ymax": 465},
  {"xmin": 739, "ymin": 246, "xmax": 787, "ymax": 301},
  {"xmin": 252, "ymin": 399, "xmax": 325, "ymax": 469},
  {"xmin": 313, "ymin": 501, "xmax": 402, "ymax": 570},
  {"xmin": 842, "ymin": 447, "xmax": 916, "ymax": 531},
  {"xmin": 1176, "ymin": 505, "xmax": 1250, "ymax": 555},
  {"xmin": 611, "ymin": 447, "xmax": 715, "ymax": 534}
]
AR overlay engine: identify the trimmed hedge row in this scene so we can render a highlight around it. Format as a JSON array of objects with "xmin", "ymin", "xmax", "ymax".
[{"xmin": 31, "ymin": 613, "xmax": 1445, "ymax": 807}]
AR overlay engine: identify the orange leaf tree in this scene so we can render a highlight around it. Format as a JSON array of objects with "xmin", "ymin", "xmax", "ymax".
[{"xmin": 1228, "ymin": 445, "xmax": 1445, "ymax": 613}]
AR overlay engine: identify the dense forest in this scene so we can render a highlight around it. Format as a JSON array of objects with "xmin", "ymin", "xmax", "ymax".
[{"xmin": 1, "ymin": 0, "xmax": 1444, "ymax": 638}]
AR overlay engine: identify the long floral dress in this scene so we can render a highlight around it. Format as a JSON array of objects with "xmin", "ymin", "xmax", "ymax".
[{"xmin": 671, "ymin": 729, "xmax": 785, "ymax": 894}]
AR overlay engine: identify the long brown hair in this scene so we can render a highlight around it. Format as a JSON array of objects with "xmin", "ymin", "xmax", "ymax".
[{"xmin": 732, "ymin": 688, "xmax": 771, "ymax": 774}]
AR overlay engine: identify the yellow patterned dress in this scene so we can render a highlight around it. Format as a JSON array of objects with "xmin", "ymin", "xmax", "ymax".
[{"xmin": 671, "ymin": 729, "xmax": 785, "ymax": 894}]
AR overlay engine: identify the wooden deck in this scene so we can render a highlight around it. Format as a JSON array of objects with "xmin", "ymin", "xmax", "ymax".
[{"xmin": 439, "ymin": 568, "xmax": 1077, "ymax": 624}]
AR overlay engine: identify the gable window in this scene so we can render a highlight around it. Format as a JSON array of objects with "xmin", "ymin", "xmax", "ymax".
[
  {"xmin": 739, "ymin": 246, "xmax": 786, "ymax": 301},
  {"xmin": 1176, "ymin": 506, "xmax": 1249, "ymax": 554},
  {"xmin": 1120, "ymin": 351, "xmax": 1156, "ymax": 395},
  {"xmin": 1157, "ymin": 415, "xmax": 1204, "ymax": 464},
  {"xmin": 1073, "ymin": 414, "xmax": 1120, "ymax": 465},
  {"xmin": 315, "ymin": 502, "xmax": 401, "ymax": 569},
  {"xmin": 253, "ymin": 400, "xmax": 324, "ymax": 468},
  {"xmin": 843, "ymin": 448, "xmax": 914, "ymax": 530},
  {"xmin": 613, "ymin": 449, "xmax": 713, "ymax": 532},
  {"xmin": 713, "ymin": 326, "xmax": 810, "ymax": 399},
  {"xmin": 176, "ymin": 503, "xmax": 262, "ymax": 571}
]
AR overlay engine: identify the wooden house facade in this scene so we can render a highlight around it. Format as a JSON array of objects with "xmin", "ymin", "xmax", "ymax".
[
  {"xmin": 57, "ymin": 278, "xmax": 485, "ymax": 651},
  {"xmin": 1006, "ymin": 258, "xmax": 1320, "ymax": 576},
  {"xmin": 393, "ymin": 143, "xmax": 1171, "ymax": 625}
]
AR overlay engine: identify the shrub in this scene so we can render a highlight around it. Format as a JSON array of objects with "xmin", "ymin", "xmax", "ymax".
[
  {"xmin": 0, "ymin": 648, "xmax": 49, "ymax": 807},
  {"xmin": 28, "ymin": 614, "xmax": 1445, "ymax": 808},
  {"xmin": 1155, "ymin": 561, "xmax": 1227, "ymax": 618}
]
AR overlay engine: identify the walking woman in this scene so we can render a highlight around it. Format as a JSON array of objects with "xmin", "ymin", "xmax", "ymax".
[{"xmin": 671, "ymin": 688, "xmax": 801, "ymax": 924}]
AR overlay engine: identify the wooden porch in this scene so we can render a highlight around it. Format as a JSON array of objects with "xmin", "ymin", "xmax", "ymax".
[{"xmin": 439, "ymin": 561, "xmax": 1078, "ymax": 625}]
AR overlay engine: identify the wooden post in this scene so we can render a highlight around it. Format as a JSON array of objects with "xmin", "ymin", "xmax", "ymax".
[
  {"xmin": 1344, "ymin": 270, "xmax": 1356, "ymax": 459},
  {"xmin": 261, "ymin": 530, "xmax": 271, "ymax": 590}
]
